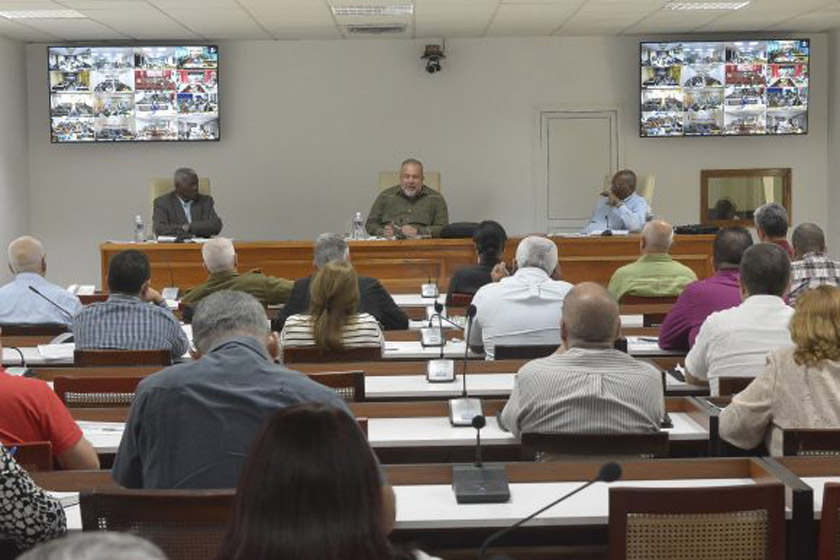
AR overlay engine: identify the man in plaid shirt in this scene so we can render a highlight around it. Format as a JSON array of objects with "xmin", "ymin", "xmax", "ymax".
[{"xmin": 790, "ymin": 223, "xmax": 840, "ymax": 304}]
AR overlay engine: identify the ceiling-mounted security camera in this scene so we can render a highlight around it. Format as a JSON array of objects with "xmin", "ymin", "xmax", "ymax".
[{"xmin": 421, "ymin": 43, "xmax": 445, "ymax": 74}]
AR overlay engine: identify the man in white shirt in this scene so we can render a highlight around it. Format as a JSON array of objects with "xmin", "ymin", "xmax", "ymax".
[
  {"xmin": 0, "ymin": 236, "xmax": 82, "ymax": 326},
  {"xmin": 685, "ymin": 243, "xmax": 794, "ymax": 396},
  {"xmin": 469, "ymin": 236, "xmax": 573, "ymax": 359}
]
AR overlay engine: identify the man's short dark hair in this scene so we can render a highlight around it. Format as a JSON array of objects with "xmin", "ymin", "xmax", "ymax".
[
  {"xmin": 107, "ymin": 250, "xmax": 151, "ymax": 295},
  {"xmin": 792, "ymin": 223, "xmax": 826, "ymax": 257},
  {"xmin": 754, "ymin": 203, "xmax": 789, "ymax": 237},
  {"xmin": 713, "ymin": 226, "xmax": 753, "ymax": 268},
  {"xmin": 740, "ymin": 243, "xmax": 791, "ymax": 297}
]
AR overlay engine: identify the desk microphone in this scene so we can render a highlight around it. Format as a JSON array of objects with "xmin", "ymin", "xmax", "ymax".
[
  {"xmin": 426, "ymin": 302, "xmax": 456, "ymax": 383},
  {"xmin": 421, "ymin": 301, "xmax": 446, "ymax": 348},
  {"xmin": 477, "ymin": 461, "xmax": 623, "ymax": 560},
  {"xmin": 28, "ymin": 286, "xmax": 75, "ymax": 321},
  {"xmin": 449, "ymin": 304, "xmax": 482, "ymax": 425},
  {"xmin": 421, "ymin": 271, "xmax": 439, "ymax": 299},
  {"xmin": 452, "ymin": 415, "xmax": 510, "ymax": 504}
]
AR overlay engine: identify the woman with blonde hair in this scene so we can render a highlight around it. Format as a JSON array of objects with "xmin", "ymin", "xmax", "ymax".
[
  {"xmin": 281, "ymin": 261, "xmax": 383, "ymax": 354},
  {"xmin": 720, "ymin": 285, "xmax": 840, "ymax": 455}
]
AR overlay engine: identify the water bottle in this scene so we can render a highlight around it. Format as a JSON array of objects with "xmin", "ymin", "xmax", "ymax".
[
  {"xmin": 352, "ymin": 211, "xmax": 365, "ymax": 240},
  {"xmin": 134, "ymin": 214, "xmax": 146, "ymax": 243}
]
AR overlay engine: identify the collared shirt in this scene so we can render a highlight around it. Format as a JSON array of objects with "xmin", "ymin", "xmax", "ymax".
[
  {"xmin": 365, "ymin": 185, "xmax": 449, "ymax": 238},
  {"xmin": 469, "ymin": 268, "xmax": 573, "ymax": 360},
  {"xmin": 771, "ymin": 238, "xmax": 795, "ymax": 260},
  {"xmin": 112, "ymin": 336, "xmax": 352, "ymax": 489},
  {"xmin": 0, "ymin": 273, "xmax": 82, "ymax": 326},
  {"xmin": 790, "ymin": 252, "xmax": 840, "ymax": 304},
  {"xmin": 607, "ymin": 253, "xmax": 698, "ymax": 301},
  {"xmin": 179, "ymin": 197, "xmax": 193, "ymax": 224},
  {"xmin": 658, "ymin": 269, "xmax": 742, "ymax": 351},
  {"xmin": 720, "ymin": 348, "xmax": 840, "ymax": 455},
  {"xmin": 499, "ymin": 348, "xmax": 664, "ymax": 438},
  {"xmin": 686, "ymin": 295, "xmax": 794, "ymax": 396},
  {"xmin": 582, "ymin": 192, "xmax": 649, "ymax": 233},
  {"xmin": 72, "ymin": 293, "xmax": 190, "ymax": 359},
  {"xmin": 180, "ymin": 269, "xmax": 293, "ymax": 306}
]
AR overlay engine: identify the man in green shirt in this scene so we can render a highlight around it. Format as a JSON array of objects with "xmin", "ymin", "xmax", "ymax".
[
  {"xmin": 365, "ymin": 159, "xmax": 449, "ymax": 238},
  {"xmin": 608, "ymin": 220, "xmax": 697, "ymax": 301},
  {"xmin": 181, "ymin": 237, "xmax": 293, "ymax": 306}
]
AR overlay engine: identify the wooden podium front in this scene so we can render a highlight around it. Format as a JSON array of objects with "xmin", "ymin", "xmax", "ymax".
[{"xmin": 100, "ymin": 235, "xmax": 715, "ymax": 293}]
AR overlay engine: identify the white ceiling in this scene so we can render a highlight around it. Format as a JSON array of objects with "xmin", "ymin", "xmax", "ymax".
[{"xmin": 0, "ymin": 0, "xmax": 838, "ymax": 43}]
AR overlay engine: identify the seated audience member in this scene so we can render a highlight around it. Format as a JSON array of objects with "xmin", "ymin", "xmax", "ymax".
[
  {"xmin": 152, "ymin": 167, "xmax": 222, "ymax": 237},
  {"xmin": 180, "ymin": 237, "xmax": 292, "ymax": 307},
  {"xmin": 719, "ymin": 286, "xmax": 840, "ymax": 455},
  {"xmin": 112, "ymin": 290, "xmax": 350, "ymax": 489},
  {"xmin": 19, "ymin": 532, "xmax": 164, "ymax": 560},
  {"xmin": 446, "ymin": 220, "xmax": 508, "ymax": 304},
  {"xmin": 607, "ymin": 220, "xmax": 697, "ymax": 301},
  {"xmin": 789, "ymin": 223, "xmax": 840, "ymax": 304},
  {"xmin": 216, "ymin": 404, "xmax": 440, "ymax": 560},
  {"xmin": 273, "ymin": 233, "xmax": 407, "ymax": 331},
  {"xmin": 659, "ymin": 227, "xmax": 753, "ymax": 351},
  {"xmin": 73, "ymin": 250, "xmax": 189, "ymax": 359},
  {"xmin": 470, "ymin": 236, "xmax": 573, "ymax": 359},
  {"xmin": 0, "ymin": 336, "xmax": 99, "ymax": 470},
  {"xmin": 754, "ymin": 202, "xmax": 794, "ymax": 259},
  {"xmin": 582, "ymin": 169, "xmax": 650, "ymax": 233},
  {"xmin": 499, "ymin": 283, "xmax": 663, "ymax": 438},
  {"xmin": 685, "ymin": 243, "xmax": 794, "ymax": 396},
  {"xmin": 281, "ymin": 261, "xmax": 383, "ymax": 354},
  {"xmin": 0, "ymin": 236, "xmax": 82, "ymax": 327},
  {"xmin": 0, "ymin": 446, "xmax": 66, "ymax": 553}
]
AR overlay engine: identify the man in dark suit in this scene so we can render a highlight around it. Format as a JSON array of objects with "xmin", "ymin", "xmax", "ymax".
[
  {"xmin": 152, "ymin": 167, "xmax": 223, "ymax": 237},
  {"xmin": 272, "ymin": 233, "xmax": 408, "ymax": 331}
]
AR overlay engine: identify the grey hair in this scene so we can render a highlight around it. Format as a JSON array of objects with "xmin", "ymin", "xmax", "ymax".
[
  {"xmin": 754, "ymin": 202, "xmax": 789, "ymax": 237},
  {"xmin": 201, "ymin": 237, "xmax": 236, "ymax": 273},
  {"xmin": 18, "ymin": 532, "xmax": 166, "ymax": 560},
  {"xmin": 8, "ymin": 235, "xmax": 45, "ymax": 274},
  {"xmin": 400, "ymin": 158, "xmax": 424, "ymax": 173},
  {"xmin": 173, "ymin": 167, "xmax": 198, "ymax": 188},
  {"xmin": 313, "ymin": 233, "xmax": 349, "ymax": 268},
  {"xmin": 515, "ymin": 236, "xmax": 558, "ymax": 275},
  {"xmin": 642, "ymin": 220, "xmax": 674, "ymax": 252},
  {"xmin": 192, "ymin": 290, "xmax": 269, "ymax": 353}
]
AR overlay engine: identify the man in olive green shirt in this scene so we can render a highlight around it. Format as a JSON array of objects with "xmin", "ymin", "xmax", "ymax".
[
  {"xmin": 365, "ymin": 158, "xmax": 449, "ymax": 238},
  {"xmin": 608, "ymin": 220, "xmax": 697, "ymax": 301},
  {"xmin": 181, "ymin": 237, "xmax": 293, "ymax": 306}
]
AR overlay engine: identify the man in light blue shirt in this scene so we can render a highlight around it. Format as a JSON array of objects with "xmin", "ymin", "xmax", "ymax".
[
  {"xmin": 0, "ymin": 236, "xmax": 82, "ymax": 326},
  {"xmin": 582, "ymin": 169, "xmax": 650, "ymax": 233}
]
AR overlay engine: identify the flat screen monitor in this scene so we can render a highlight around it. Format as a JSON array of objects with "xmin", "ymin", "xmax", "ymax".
[
  {"xmin": 640, "ymin": 39, "xmax": 809, "ymax": 137},
  {"xmin": 48, "ymin": 45, "xmax": 219, "ymax": 143}
]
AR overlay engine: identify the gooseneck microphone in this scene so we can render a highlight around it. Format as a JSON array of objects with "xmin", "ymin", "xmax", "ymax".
[
  {"xmin": 28, "ymin": 286, "xmax": 74, "ymax": 321},
  {"xmin": 460, "ymin": 304, "xmax": 477, "ymax": 398},
  {"xmin": 477, "ymin": 462, "xmax": 623, "ymax": 560},
  {"xmin": 449, "ymin": 304, "xmax": 482, "ymax": 425}
]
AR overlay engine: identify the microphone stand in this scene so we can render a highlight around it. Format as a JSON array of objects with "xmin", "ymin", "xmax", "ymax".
[
  {"xmin": 28, "ymin": 286, "xmax": 75, "ymax": 321},
  {"xmin": 448, "ymin": 305, "xmax": 482, "ymax": 425}
]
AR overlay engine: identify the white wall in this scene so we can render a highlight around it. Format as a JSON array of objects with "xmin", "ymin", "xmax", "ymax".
[
  {"xmin": 0, "ymin": 35, "xmax": 29, "ymax": 283},
  {"xmin": 829, "ymin": 31, "xmax": 840, "ymax": 254},
  {"xmin": 26, "ymin": 35, "xmax": 831, "ymax": 287}
]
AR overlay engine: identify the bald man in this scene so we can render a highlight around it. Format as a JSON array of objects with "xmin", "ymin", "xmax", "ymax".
[
  {"xmin": 0, "ymin": 236, "xmax": 82, "ymax": 326},
  {"xmin": 607, "ymin": 220, "xmax": 697, "ymax": 301},
  {"xmin": 499, "ymin": 282, "xmax": 664, "ymax": 438},
  {"xmin": 789, "ymin": 223, "xmax": 840, "ymax": 304}
]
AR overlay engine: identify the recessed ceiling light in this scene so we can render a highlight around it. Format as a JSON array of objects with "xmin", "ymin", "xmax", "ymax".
[
  {"xmin": 0, "ymin": 9, "xmax": 86, "ymax": 19},
  {"xmin": 663, "ymin": 1, "xmax": 750, "ymax": 10},
  {"xmin": 331, "ymin": 5, "xmax": 414, "ymax": 17}
]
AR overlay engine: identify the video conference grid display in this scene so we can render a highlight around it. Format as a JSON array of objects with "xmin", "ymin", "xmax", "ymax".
[
  {"xmin": 48, "ymin": 46, "xmax": 219, "ymax": 143},
  {"xmin": 640, "ymin": 40, "xmax": 809, "ymax": 137}
]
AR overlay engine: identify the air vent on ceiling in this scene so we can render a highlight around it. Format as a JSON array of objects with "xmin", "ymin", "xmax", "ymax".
[
  {"xmin": 346, "ymin": 24, "xmax": 407, "ymax": 35},
  {"xmin": 332, "ymin": 5, "xmax": 413, "ymax": 17}
]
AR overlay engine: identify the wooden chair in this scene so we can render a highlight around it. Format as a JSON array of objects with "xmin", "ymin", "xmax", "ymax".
[
  {"xmin": 818, "ymin": 482, "xmax": 840, "ymax": 560},
  {"xmin": 619, "ymin": 295, "xmax": 677, "ymax": 327},
  {"xmin": 54, "ymin": 376, "xmax": 142, "ymax": 408},
  {"xmin": 283, "ymin": 346, "xmax": 381, "ymax": 364},
  {"xmin": 494, "ymin": 344, "xmax": 558, "ymax": 360},
  {"xmin": 521, "ymin": 432, "xmax": 668, "ymax": 461},
  {"xmin": 718, "ymin": 376, "xmax": 754, "ymax": 397},
  {"xmin": 0, "ymin": 323, "xmax": 68, "ymax": 336},
  {"xmin": 782, "ymin": 429, "xmax": 840, "ymax": 456},
  {"xmin": 307, "ymin": 370, "xmax": 365, "ymax": 402},
  {"xmin": 78, "ymin": 294, "xmax": 109, "ymax": 305},
  {"xmin": 74, "ymin": 349, "xmax": 172, "ymax": 367},
  {"xmin": 447, "ymin": 292, "xmax": 474, "ymax": 307},
  {"xmin": 80, "ymin": 488, "xmax": 233, "ymax": 560},
  {"xmin": 609, "ymin": 484, "xmax": 786, "ymax": 560},
  {"xmin": 10, "ymin": 441, "xmax": 53, "ymax": 472}
]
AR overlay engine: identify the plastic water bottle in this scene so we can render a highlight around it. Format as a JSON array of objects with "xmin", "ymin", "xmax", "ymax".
[
  {"xmin": 352, "ymin": 211, "xmax": 365, "ymax": 240},
  {"xmin": 134, "ymin": 215, "xmax": 146, "ymax": 243}
]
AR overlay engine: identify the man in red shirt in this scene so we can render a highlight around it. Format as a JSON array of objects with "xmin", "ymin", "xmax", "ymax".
[{"xmin": 0, "ymin": 332, "xmax": 99, "ymax": 470}]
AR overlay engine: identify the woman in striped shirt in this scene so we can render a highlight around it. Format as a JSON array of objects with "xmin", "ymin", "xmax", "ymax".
[{"xmin": 281, "ymin": 260, "xmax": 383, "ymax": 354}]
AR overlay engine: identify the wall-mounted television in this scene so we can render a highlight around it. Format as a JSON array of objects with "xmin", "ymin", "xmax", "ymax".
[
  {"xmin": 48, "ymin": 45, "xmax": 219, "ymax": 143},
  {"xmin": 640, "ymin": 39, "xmax": 809, "ymax": 137}
]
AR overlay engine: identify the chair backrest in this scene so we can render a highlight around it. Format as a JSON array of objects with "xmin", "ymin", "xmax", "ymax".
[
  {"xmin": 609, "ymin": 483, "xmax": 785, "ymax": 560},
  {"xmin": 717, "ymin": 376, "xmax": 754, "ymax": 397},
  {"xmin": 78, "ymin": 294, "xmax": 109, "ymax": 305},
  {"xmin": 149, "ymin": 177, "xmax": 211, "ymax": 216},
  {"xmin": 618, "ymin": 295, "xmax": 677, "ymax": 327},
  {"xmin": 782, "ymin": 429, "xmax": 840, "ymax": 457},
  {"xmin": 494, "ymin": 344, "xmax": 558, "ymax": 360},
  {"xmin": 54, "ymin": 376, "xmax": 142, "ymax": 408},
  {"xmin": 0, "ymin": 323, "xmax": 69, "ymax": 336},
  {"xmin": 283, "ymin": 346, "xmax": 381, "ymax": 364},
  {"xmin": 74, "ymin": 349, "xmax": 172, "ymax": 367},
  {"xmin": 378, "ymin": 171, "xmax": 441, "ymax": 192},
  {"xmin": 521, "ymin": 432, "xmax": 669, "ymax": 461},
  {"xmin": 80, "ymin": 488, "xmax": 234, "ymax": 560},
  {"xmin": 10, "ymin": 441, "xmax": 53, "ymax": 472},
  {"xmin": 307, "ymin": 370, "xmax": 365, "ymax": 402},
  {"xmin": 818, "ymin": 482, "xmax": 840, "ymax": 560},
  {"xmin": 603, "ymin": 173, "xmax": 655, "ymax": 207},
  {"xmin": 447, "ymin": 292, "xmax": 474, "ymax": 307}
]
